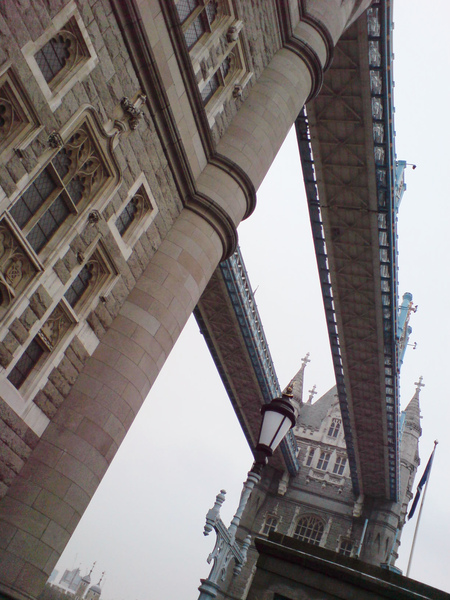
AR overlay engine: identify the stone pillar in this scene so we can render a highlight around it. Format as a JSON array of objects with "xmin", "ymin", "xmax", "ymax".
[{"xmin": 0, "ymin": 1, "xmax": 372, "ymax": 598}]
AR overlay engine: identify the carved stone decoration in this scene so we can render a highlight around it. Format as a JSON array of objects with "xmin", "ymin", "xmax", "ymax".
[
  {"xmin": 226, "ymin": 20, "xmax": 244, "ymax": 43},
  {"xmin": 0, "ymin": 222, "xmax": 36, "ymax": 314},
  {"xmin": 88, "ymin": 210, "xmax": 101, "ymax": 225},
  {"xmin": 38, "ymin": 303, "xmax": 72, "ymax": 351},
  {"xmin": 64, "ymin": 124, "xmax": 108, "ymax": 200},
  {"xmin": 48, "ymin": 131, "xmax": 64, "ymax": 148},
  {"xmin": 0, "ymin": 86, "xmax": 23, "ymax": 144},
  {"xmin": 120, "ymin": 95, "xmax": 147, "ymax": 130},
  {"xmin": 85, "ymin": 253, "xmax": 107, "ymax": 286}
]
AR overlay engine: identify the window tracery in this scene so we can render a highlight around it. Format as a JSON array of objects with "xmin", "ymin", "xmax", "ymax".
[
  {"xmin": 293, "ymin": 515, "xmax": 324, "ymax": 546},
  {"xmin": 22, "ymin": 4, "xmax": 98, "ymax": 111},
  {"xmin": 9, "ymin": 122, "xmax": 110, "ymax": 255},
  {"xmin": 34, "ymin": 18, "xmax": 89, "ymax": 90}
]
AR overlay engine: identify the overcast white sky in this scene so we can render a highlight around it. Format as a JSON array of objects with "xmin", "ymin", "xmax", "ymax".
[{"xmin": 54, "ymin": 2, "xmax": 450, "ymax": 598}]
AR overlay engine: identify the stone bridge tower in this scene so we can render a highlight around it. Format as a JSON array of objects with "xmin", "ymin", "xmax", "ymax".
[
  {"xmin": 0, "ymin": 2, "xmax": 372, "ymax": 599},
  {"xmin": 218, "ymin": 375, "xmax": 422, "ymax": 599}
]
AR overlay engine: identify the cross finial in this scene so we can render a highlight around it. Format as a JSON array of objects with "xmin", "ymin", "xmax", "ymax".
[
  {"xmin": 308, "ymin": 384, "xmax": 317, "ymax": 403},
  {"xmin": 301, "ymin": 353, "xmax": 311, "ymax": 369},
  {"xmin": 414, "ymin": 376, "xmax": 425, "ymax": 392}
]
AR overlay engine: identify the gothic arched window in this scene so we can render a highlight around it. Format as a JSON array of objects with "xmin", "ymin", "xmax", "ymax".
[
  {"xmin": 293, "ymin": 515, "xmax": 324, "ymax": 546},
  {"xmin": 327, "ymin": 417, "xmax": 341, "ymax": 438},
  {"xmin": 261, "ymin": 515, "xmax": 277, "ymax": 536}
]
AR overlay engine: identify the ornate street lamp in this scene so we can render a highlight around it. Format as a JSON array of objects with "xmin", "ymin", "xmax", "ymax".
[{"xmin": 198, "ymin": 393, "xmax": 296, "ymax": 600}]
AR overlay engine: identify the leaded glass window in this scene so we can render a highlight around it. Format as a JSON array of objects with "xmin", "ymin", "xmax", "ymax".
[
  {"xmin": 64, "ymin": 263, "xmax": 93, "ymax": 308},
  {"xmin": 333, "ymin": 456, "xmax": 347, "ymax": 476},
  {"xmin": 35, "ymin": 35, "xmax": 72, "ymax": 84},
  {"xmin": 327, "ymin": 418, "xmax": 341, "ymax": 438},
  {"xmin": 115, "ymin": 186, "xmax": 152, "ymax": 240},
  {"xmin": 7, "ymin": 338, "xmax": 44, "ymax": 389},
  {"xmin": 34, "ymin": 18, "xmax": 88, "ymax": 91},
  {"xmin": 317, "ymin": 452, "xmax": 330, "ymax": 471},
  {"xmin": 201, "ymin": 73, "xmax": 219, "ymax": 104},
  {"xmin": 116, "ymin": 198, "xmax": 138, "ymax": 236},
  {"xmin": 176, "ymin": 0, "xmax": 219, "ymax": 48},
  {"xmin": 293, "ymin": 516, "xmax": 324, "ymax": 546},
  {"xmin": 9, "ymin": 123, "xmax": 108, "ymax": 254}
]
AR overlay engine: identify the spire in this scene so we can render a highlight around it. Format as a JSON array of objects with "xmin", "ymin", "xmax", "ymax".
[
  {"xmin": 404, "ymin": 377, "xmax": 423, "ymax": 431},
  {"xmin": 283, "ymin": 353, "xmax": 310, "ymax": 411}
]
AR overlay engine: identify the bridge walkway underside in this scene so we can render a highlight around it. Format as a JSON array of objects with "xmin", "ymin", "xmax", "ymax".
[
  {"xmin": 300, "ymin": 4, "xmax": 398, "ymax": 501},
  {"xmin": 195, "ymin": 4, "xmax": 398, "ymax": 502}
]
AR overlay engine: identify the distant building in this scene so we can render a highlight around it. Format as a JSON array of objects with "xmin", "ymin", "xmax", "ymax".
[{"xmin": 49, "ymin": 564, "xmax": 103, "ymax": 600}]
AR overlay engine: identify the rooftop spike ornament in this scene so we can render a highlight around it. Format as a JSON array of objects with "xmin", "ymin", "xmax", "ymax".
[{"xmin": 198, "ymin": 393, "xmax": 296, "ymax": 600}]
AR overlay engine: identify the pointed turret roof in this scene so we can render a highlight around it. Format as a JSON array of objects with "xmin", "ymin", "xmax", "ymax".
[
  {"xmin": 404, "ymin": 376, "xmax": 423, "ymax": 432},
  {"xmin": 298, "ymin": 386, "xmax": 338, "ymax": 430},
  {"xmin": 283, "ymin": 353, "xmax": 311, "ymax": 410}
]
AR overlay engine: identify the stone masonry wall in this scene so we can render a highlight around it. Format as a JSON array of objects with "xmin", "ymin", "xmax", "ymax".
[{"xmin": 0, "ymin": 0, "xmax": 182, "ymax": 500}]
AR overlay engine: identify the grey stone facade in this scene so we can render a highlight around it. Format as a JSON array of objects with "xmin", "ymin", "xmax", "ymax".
[{"xmin": 219, "ymin": 377, "xmax": 422, "ymax": 599}]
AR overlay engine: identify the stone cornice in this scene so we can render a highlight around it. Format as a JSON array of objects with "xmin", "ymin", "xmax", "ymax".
[
  {"xmin": 298, "ymin": 1, "xmax": 335, "ymax": 72},
  {"xmin": 276, "ymin": 0, "xmax": 335, "ymax": 74},
  {"xmin": 110, "ymin": 0, "xmax": 256, "ymax": 258},
  {"xmin": 188, "ymin": 192, "xmax": 238, "ymax": 262}
]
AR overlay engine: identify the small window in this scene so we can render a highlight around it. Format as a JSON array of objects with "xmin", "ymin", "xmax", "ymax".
[
  {"xmin": 7, "ymin": 303, "xmax": 73, "ymax": 391},
  {"xmin": 327, "ymin": 418, "xmax": 341, "ymax": 438},
  {"xmin": 64, "ymin": 250, "xmax": 112, "ymax": 314},
  {"xmin": 262, "ymin": 515, "xmax": 277, "ymax": 536},
  {"xmin": 7, "ymin": 338, "xmax": 45, "ymax": 389},
  {"xmin": 22, "ymin": 6, "xmax": 98, "ymax": 111},
  {"xmin": 64, "ymin": 263, "xmax": 93, "ymax": 308},
  {"xmin": 305, "ymin": 447, "xmax": 315, "ymax": 467},
  {"xmin": 317, "ymin": 452, "xmax": 330, "ymax": 471},
  {"xmin": 114, "ymin": 184, "xmax": 154, "ymax": 243},
  {"xmin": 339, "ymin": 539, "xmax": 353, "ymax": 557},
  {"xmin": 293, "ymin": 516, "xmax": 324, "ymax": 546},
  {"xmin": 333, "ymin": 456, "xmax": 347, "ymax": 476}
]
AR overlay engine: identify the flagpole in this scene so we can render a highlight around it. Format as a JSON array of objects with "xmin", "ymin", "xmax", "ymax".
[{"xmin": 406, "ymin": 440, "xmax": 438, "ymax": 578}]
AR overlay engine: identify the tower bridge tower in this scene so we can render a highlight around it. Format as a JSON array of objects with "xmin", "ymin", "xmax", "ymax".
[{"xmin": 218, "ymin": 366, "xmax": 423, "ymax": 600}]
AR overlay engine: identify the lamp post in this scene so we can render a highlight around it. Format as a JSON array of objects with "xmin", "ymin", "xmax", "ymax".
[{"xmin": 198, "ymin": 393, "xmax": 296, "ymax": 600}]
